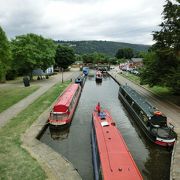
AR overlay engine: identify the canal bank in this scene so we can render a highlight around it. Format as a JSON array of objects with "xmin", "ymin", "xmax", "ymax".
[
  {"xmin": 108, "ymin": 70, "xmax": 180, "ymax": 180},
  {"xmin": 21, "ymin": 105, "xmax": 82, "ymax": 180}
]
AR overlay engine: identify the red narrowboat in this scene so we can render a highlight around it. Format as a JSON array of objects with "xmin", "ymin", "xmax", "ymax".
[
  {"xmin": 91, "ymin": 105, "xmax": 143, "ymax": 180},
  {"xmin": 48, "ymin": 83, "xmax": 81, "ymax": 128}
]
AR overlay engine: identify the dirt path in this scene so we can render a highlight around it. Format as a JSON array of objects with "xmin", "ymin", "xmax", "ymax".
[{"xmin": 0, "ymin": 69, "xmax": 81, "ymax": 128}]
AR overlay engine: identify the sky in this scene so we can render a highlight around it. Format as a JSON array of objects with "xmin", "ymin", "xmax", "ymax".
[{"xmin": 0, "ymin": 0, "xmax": 166, "ymax": 45}]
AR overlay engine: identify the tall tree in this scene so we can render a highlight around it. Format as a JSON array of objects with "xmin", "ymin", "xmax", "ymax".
[
  {"xmin": 140, "ymin": 0, "xmax": 180, "ymax": 94},
  {"xmin": 55, "ymin": 45, "xmax": 75, "ymax": 69},
  {"xmin": 0, "ymin": 26, "xmax": 11, "ymax": 82},
  {"xmin": 153, "ymin": 0, "xmax": 180, "ymax": 52},
  {"xmin": 11, "ymin": 33, "xmax": 56, "ymax": 78},
  {"xmin": 115, "ymin": 48, "xmax": 134, "ymax": 59}
]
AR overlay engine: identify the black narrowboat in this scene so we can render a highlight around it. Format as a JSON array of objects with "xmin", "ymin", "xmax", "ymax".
[{"xmin": 118, "ymin": 84, "xmax": 177, "ymax": 147}]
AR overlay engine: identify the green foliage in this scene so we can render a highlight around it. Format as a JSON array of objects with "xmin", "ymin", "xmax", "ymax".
[
  {"xmin": 0, "ymin": 26, "xmax": 12, "ymax": 82},
  {"xmin": 82, "ymin": 52, "xmax": 109, "ymax": 64},
  {"xmin": 11, "ymin": 33, "xmax": 56, "ymax": 77},
  {"xmin": 109, "ymin": 57, "xmax": 118, "ymax": 65},
  {"xmin": 57, "ymin": 40, "xmax": 150, "ymax": 57},
  {"xmin": 140, "ymin": 0, "xmax": 180, "ymax": 94},
  {"xmin": 55, "ymin": 45, "xmax": 75, "ymax": 69},
  {"xmin": 140, "ymin": 52, "xmax": 159, "ymax": 86},
  {"xmin": 153, "ymin": 0, "xmax": 180, "ymax": 52},
  {"xmin": 115, "ymin": 48, "xmax": 134, "ymax": 59}
]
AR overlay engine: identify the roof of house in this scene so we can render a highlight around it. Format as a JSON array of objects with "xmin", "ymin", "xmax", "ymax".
[{"xmin": 131, "ymin": 58, "xmax": 143, "ymax": 63}]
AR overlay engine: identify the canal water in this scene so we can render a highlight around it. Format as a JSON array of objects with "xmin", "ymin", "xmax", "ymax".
[{"xmin": 40, "ymin": 74, "xmax": 171, "ymax": 180}]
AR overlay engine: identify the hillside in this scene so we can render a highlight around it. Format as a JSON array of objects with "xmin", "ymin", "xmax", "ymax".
[{"xmin": 57, "ymin": 40, "xmax": 150, "ymax": 57}]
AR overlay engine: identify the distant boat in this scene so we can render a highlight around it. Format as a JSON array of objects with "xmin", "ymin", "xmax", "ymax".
[
  {"xmin": 118, "ymin": 84, "xmax": 177, "ymax": 147},
  {"xmin": 75, "ymin": 74, "xmax": 86, "ymax": 87},
  {"xmin": 48, "ymin": 83, "xmax": 81, "ymax": 128},
  {"xmin": 91, "ymin": 105, "xmax": 143, "ymax": 180},
  {"xmin": 95, "ymin": 71, "xmax": 103, "ymax": 82},
  {"xmin": 82, "ymin": 67, "xmax": 89, "ymax": 76}
]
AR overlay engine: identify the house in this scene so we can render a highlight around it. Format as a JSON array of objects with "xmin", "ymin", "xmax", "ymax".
[
  {"xmin": 130, "ymin": 58, "xmax": 143, "ymax": 68},
  {"xmin": 32, "ymin": 66, "xmax": 54, "ymax": 77}
]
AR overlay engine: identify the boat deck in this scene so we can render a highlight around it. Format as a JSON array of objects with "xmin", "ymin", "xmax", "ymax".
[{"xmin": 93, "ymin": 110, "xmax": 142, "ymax": 180}]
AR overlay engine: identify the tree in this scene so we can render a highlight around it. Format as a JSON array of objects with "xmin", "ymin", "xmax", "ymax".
[
  {"xmin": 0, "ymin": 26, "xmax": 11, "ymax": 82},
  {"xmin": 153, "ymin": 0, "xmax": 180, "ymax": 52},
  {"xmin": 140, "ymin": 0, "xmax": 180, "ymax": 94},
  {"xmin": 115, "ymin": 48, "xmax": 134, "ymax": 59},
  {"xmin": 55, "ymin": 45, "xmax": 75, "ymax": 70},
  {"xmin": 11, "ymin": 33, "xmax": 56, "ymax": 78}
]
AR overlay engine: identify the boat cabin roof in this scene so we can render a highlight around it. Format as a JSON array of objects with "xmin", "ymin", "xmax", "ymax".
[
  {"xmin": 53, "ymin": 84, "xmax": 80, "ymax": 112},
  {"xmin": 93, "ymin": 110, "xmax": 142, "ymax": 180},
  {"xmin": 120, "ymin": 85, "xmax": 161, "ymax": 118}
]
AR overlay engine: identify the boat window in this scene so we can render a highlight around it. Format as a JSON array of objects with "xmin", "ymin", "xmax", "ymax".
[
  {"xmin": 69, "ymin": 102, "xmax": 73, "ymax": 111},
  {"xmin": 125, "ymin": 94, "xmax": 132, "ymax": 104},
  {"xmin": 50, "ymin": 112, "xmax": 68, "ymax": 120},
  {"xmin": 133, "ymin": 103, "xmax": 141, "ymax": 114},
  {"xmin": 121, "ymin": 89, "xmax": 126, "ymax": 96}
]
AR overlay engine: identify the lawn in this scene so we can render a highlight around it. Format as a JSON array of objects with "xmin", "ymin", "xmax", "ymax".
[
  {"xmin": 120, "ymin": 72, "xmax": 140, "ymax": 84},
  {"xmin": 120, "ymin": 72, "xmax": 173, "ymax": 96},
  {"xmin": 0, "ymin": 86, "xmax": 39, "ymax": 113},
  {"xmin": 0, "ymin": 81, "xmax": 70, "ymax": 180}
]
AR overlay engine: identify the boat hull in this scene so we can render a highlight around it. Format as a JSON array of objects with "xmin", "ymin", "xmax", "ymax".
[{"xmin": 118, "ymin": 92, "xmax": 175, "ymax": 147}]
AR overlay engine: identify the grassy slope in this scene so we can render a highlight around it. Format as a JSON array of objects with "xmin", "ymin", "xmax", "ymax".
[
  {"xmin": 0, "ymin": 81, "xmax": 70, "ymax": 180},
  {"xmin": 0, "ymin": 86, "xmax": 39, "ymax": 113},
  {"xmin": 120, "ymin": 72, "xmax": 173, "ymax": 96}
]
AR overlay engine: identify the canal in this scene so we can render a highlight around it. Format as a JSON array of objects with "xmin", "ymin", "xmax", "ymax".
[{"xmin": 40, "ymin": 73, "xmax": 171, "ymax": 180}]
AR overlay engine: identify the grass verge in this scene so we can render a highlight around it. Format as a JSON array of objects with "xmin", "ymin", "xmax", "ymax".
[
  {"xmin": 0, "ymin": 81, "xmax": 70, "ymax": 180},
  {"xmin": 0, "ymin": 86, "xmax": 39, "ymax": 113},
  {"xmin": 120, "ymin": 72, "xmax": 140, "ymax": 84},
  {"xmin": 120, "ymin": 72, "xmax": 173, "ymax": 96}
]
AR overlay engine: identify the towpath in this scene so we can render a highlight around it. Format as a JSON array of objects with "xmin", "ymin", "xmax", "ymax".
[
  {"xmin": 109, "ymin": 69, "xmax": 180, "ymax": 179},
  {"xmin": 0, "ymin": 68, "xmax": 80, "ymax": 128}
]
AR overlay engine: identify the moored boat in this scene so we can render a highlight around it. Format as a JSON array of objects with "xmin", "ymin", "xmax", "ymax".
[
  {"xmin": 83, "ymin": 67, "xmax": 89, "ymax": 76},
  {"xmin": 118, "ymin": 84, "xmax": 177, "ymax": 147},
  {"xmin": 48, "ymin": 83, "xmax": 81, "ymax": 128},
  {"xmin": 95, "ymin": 71, "xmax": 102, "ymax": 82},
  {"xmin": 91, "ymin": 104, "xmax": 143, "ymax": 180},
  {"xmin": 75, "ymin": 74, "xmax": 86, "ymax": 87}
]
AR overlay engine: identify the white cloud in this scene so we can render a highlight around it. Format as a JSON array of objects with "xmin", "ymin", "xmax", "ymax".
[{"xmin": 0, "ymin": 0, "xmax": 166, "ymax": 44}]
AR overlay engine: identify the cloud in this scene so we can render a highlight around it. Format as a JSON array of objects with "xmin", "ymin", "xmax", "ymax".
[{"xmin": 0, "ymin": 0, "xmax": 166, "ymax": 44}]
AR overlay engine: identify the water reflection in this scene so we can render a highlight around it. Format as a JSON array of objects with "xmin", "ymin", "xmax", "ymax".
[{"xmin": 49, "ymin": 127, "xmax": 70, "ymax": 140}]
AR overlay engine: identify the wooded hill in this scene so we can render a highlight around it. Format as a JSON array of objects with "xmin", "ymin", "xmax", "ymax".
[{"xmin": 57, "ymin": 40, "xmax": 150, "ymax": 57}]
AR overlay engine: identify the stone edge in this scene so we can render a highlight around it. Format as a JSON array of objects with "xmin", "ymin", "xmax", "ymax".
[{"xmin": 21, "ymin": 84, "xmax": 82, "ymax": 180}]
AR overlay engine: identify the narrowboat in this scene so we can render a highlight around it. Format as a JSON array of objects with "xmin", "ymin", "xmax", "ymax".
[
  {"xmin": 91, "ymin": 105, "xmax": 143, "ymax": 180},
  {"xmin": 83, "ymin": 67, "xmax": 89, "ymax": 76},
  {"xmin": 48, "ymin": 83, "xmax": 81, "ymax": 128},
  {"xmin": 95, "ymin": 71, "xmax": 103, "ymax": 82},
  {"xmin": 118, "ymin": 85, "xmax": 177, "ymax": 147},
  {"xmin": 75, "ymin": 74, "xmax": 86, "ymax": 87}
]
